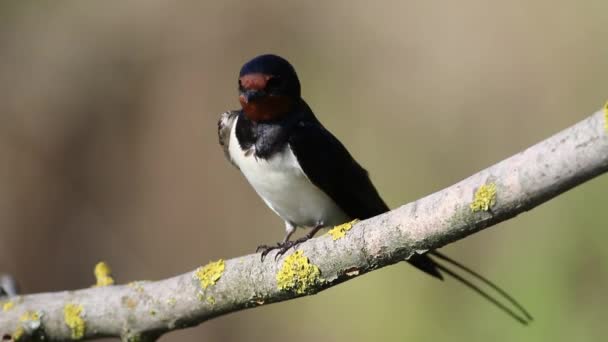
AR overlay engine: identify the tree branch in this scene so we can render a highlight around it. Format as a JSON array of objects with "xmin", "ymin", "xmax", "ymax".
[{"xmin": 2, "ymin": 108, "xmax": 607, "ymax": 341}]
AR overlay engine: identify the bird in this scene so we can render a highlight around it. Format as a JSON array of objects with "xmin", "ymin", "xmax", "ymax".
[{"xmin": 218, "ymin": 54, "xmax": 532, "ymax": 324}]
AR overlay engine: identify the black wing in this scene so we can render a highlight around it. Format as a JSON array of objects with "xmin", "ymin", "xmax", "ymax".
[
  {"xmin": 288, "ymin": 117, "xmax": 389, "ymax": 220},
  {"xmin": 289, "ymin": 106, "xmax": 443, "ymax": 279}
]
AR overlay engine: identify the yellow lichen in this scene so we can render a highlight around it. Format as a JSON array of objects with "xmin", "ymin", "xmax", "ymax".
[
  {"xmin": 195, "ymin": 259, "xmax": 225, "ymax": 290},
  {"xmin": 127, "ymin": 281, "xmax": 146, "ymax": 293},
  {"xmin": 12, "ymin": 326, "xmax": 24, "ymax": 341},
  {"xmin": 93, "ymin": 261, "xmax": 115, "ymax": 287},
  {"xmin": 12, "ymin": 310, "xmax": 41, "ymax": 340},
  {"xmin": 3, "ymin": 300, "xmax": 15, "ymax": 311},
  {"xmin": 276, "ymin": 250, "xmax": 323, "ymax": 294},
  {"xmin": 19, "ymin": 311, "xmax": 40, "ymax": 322},
  {"xmin": 64, "ymin": 303, "xmax": 86, "ymax": 340},
  {"xmin": 326, "ymin": 219, "xmax": 359, "ymax": 240},
  {"xmin": 206, "ymin": 296, "xmax": 216, "ymax": 305},
  {"xmin": 470, "ymin": 183, "xmax": 497, "ymax": 212}
]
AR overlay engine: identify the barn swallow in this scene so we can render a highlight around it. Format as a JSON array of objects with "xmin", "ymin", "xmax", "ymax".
[{"xmin": 218, "ymin": 54, "xmax": 532, "ymax": 324}]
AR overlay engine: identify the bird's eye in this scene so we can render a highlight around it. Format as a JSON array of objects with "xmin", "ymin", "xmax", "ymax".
[{"xmin": 266, "ymin": 76, "xmax": 282, "ymax": 89}]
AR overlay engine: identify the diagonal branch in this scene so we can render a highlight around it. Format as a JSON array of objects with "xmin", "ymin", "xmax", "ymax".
[{"xmin": 1, "ymin": 108, "xmax": 607, "ymax": 341}]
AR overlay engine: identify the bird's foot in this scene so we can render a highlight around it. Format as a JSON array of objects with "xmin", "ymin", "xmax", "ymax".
[
  {"xmin": 256, "ymin": 241, "xmax": 293, "ymax": 261},
  {"xmin": 256, "ymin": 235, "xmax": 314, "ymax": 261}
]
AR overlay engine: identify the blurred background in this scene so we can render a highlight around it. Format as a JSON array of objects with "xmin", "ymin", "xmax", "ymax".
[{"xmin": 1, "ymin": 1, "xmax": 607, "ymax": 341}]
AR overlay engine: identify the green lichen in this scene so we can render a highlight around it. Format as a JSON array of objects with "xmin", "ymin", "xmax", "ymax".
[
  {"xmin": 326, "ymin": 219, "xmax": 359, "ymax": 240},
  {"xmin": 93, "ymin": 261, "xmax": 115, "ymax": 287},
  {"xmin": 3, "ymin": 300, "xmax": 15, "ymax": 311},
  {"xmin": 470, "ymin": 183, "xmax": 497, "ymax": 212},
  {"xmin": 195, "ymin": 259, "xmax": 225, "ymax": 290},
  {"xmin": 276, "ymin": 250, "xmax": 323, "ymax": 294},
  {"xmin": 206, "ymin": 296, "xmax": 216, "ymax": 305},
  {"xmin": 64, "ymin": 303, "xmax": 86, "ymax": 340}
]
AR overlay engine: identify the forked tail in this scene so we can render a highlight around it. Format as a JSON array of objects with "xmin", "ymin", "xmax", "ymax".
[{"xmin": 408, "ymin": 251, "xmax": 533, "ymax": 325}]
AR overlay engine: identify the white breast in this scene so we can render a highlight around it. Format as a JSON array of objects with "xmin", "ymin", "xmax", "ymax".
[{"xmin": 228, "ymin": 116, "xmax": 349, "ymax": 228}]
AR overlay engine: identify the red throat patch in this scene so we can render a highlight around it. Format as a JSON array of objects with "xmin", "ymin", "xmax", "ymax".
[{"xmin": 239, "ymin": 95, "xmax": 293, "ymax": 122}]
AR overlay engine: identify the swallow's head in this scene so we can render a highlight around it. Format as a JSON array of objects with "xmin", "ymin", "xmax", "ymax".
[{"xmin": 238, "ymin": 54, "xmax": 301, "ymax": 121}]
